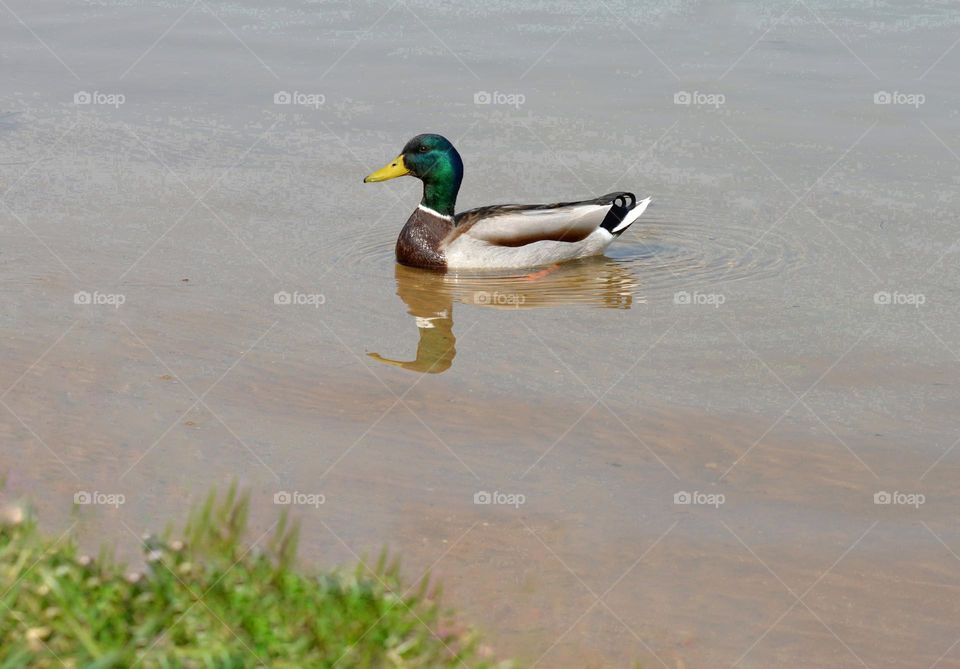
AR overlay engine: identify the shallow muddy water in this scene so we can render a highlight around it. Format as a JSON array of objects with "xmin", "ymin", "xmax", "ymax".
[{"xmin": 2, "ymin": 0, "xmax": 960, "ymax": 667}]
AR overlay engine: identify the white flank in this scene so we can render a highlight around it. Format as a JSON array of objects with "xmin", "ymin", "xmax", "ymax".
[{"xmin": 446, "ymin": 228, "xmax": 613, "ymax": 269}]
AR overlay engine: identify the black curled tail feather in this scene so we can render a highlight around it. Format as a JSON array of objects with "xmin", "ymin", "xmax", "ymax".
[{"xmin": 599, "ymin": 192, "xmax": 637, "ymax": 235}]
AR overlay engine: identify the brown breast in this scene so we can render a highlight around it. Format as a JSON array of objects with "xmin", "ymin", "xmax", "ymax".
[{"xmin": 395, "ymin": 207, "xmax": 453, "ymax": 269}]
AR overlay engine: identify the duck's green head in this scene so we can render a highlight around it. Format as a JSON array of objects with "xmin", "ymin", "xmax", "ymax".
[{"xmin": 364, "ymin": 133, "xmax": 463, "ymax": 217}]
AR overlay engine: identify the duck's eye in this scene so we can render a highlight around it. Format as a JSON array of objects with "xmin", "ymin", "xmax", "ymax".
[{"xmin": 419, "ymin": 145, "xmax": 430, "ymax": 153}]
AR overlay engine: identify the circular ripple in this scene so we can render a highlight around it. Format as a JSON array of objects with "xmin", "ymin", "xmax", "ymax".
[{"xmin": 608, "ymin": 212, "xmax": 806, "ymax": 299}]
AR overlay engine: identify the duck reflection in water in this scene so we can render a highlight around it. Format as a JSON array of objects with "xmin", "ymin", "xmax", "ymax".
[
  {"xmin": 368, "ymin": 259, "xmax": 640, "ymax": 374},
  {"xmin": 368, "ymin": 265, "xmax": 457, "ymax": 374}
]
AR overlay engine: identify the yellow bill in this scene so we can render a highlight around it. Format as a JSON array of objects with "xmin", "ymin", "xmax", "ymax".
[{"xmin": 364, "ymin": 155, "xmax": 410, "ymax": 182}]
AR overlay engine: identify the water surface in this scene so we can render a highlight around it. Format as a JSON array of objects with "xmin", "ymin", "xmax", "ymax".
[{"xmin": 2, "ymin": 1, "xmax": 960, "ymax": 667}]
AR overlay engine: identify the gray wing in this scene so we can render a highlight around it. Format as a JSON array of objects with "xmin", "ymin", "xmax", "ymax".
[{"xmin": 452, "ymin": 192, "xmax": 635, "ymax": 248}]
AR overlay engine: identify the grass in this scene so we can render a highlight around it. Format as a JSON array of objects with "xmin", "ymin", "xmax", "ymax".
[{"xmin": 0, "ymin": 485, "xmax": 511, "ymax": 668}]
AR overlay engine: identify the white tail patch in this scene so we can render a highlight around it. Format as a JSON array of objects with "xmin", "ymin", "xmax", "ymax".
[{"xmin": 612, "ymin": 197, "xmax": 651, "ymax": 233}]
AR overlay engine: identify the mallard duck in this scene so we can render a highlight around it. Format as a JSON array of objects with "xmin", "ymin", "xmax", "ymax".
[{"xmin": 364, "ymin": 134, "xmax": 651, "ymax": 270}]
